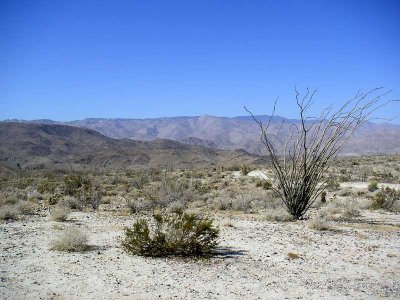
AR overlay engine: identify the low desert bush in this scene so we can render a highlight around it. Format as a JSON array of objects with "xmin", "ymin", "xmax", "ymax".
[
  {"xmin": 326, "ymin": 178, "xmax": 340, "ymax": 192},
  {"xmin": 16, "ymin": 201, "xmax": 36, "ymax": 215},
  {"xmin": 368, "ymin": 180, "xmax": 379, "ymax": 192},
  {"xmin": 232, "ymin": 194, "xmax": 253, "ymax": 212},
  {"xmin": 50, "ymin": 227, "xmax": 89, "ymax": 252},
  {"xmin": 50, "ymin": 204, "xmax": 70, "ymax": 221},
  {"xmin": 338, "ymin": 188, "xmax": 353, "ymax": 197},
  {"xmin": 323, "ymin": 198, "xmax": 361, "ymax": 221},
  {"xmin": 0, "ymin": 205, "xmax": 18, "ymax": 221},
  {"xmin": 308, "ymin": 218, "xmax": 334, "ymax": 231},
  {"xmin": 255, "ymin": 180, "xmax": 272, "ymax": 190},
  {"xmin": 167, "ymin": 201, "xmax": 185, "ymax": 214},
  {"xmin": 26, "ymin": 189, "xmax": 43, "ymax": 201},
  {"xmin": 215, "ymin": 197, "xmax": 232, "ymax": 210},
  {"xmin": 128, "ymin": 199, "xmax": 155, "ymax": 213},
  {"xmin": 45, "ymin": 192, "xmax": 63, "ymax": 205},
  {"xmin": 371, "ymin": 187, "xmax": 399, "ymax": 210},
  {"xmin": 122, "ymin": 213, "xmax": 219, "ymax": 257},
  {"xmin": 61, "ymin": 196, "xmax": 83, "ymax": 210},
  {"xmin": 264, "ymin": 208, "xmax": 295, "ymax": 222},
  {"xmin": 241, "ymin": 165, "xmax": 251, "ymax": 176}
]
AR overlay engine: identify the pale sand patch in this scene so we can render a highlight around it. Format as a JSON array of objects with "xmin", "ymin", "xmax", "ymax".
[{"xmin": 1, "ymin": 211, "xmax": 399, "ymax": 299}]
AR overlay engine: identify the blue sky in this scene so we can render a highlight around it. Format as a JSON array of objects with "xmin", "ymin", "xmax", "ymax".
[{"xmin": 1, "ymin": 0, "xmax": 399, "ymax": 121}]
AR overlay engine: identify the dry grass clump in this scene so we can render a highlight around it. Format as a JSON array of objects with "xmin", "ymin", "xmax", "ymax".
[
  {"xmin": 50, "ymin": 204, "xmax": 70, "ymax": 221},
  {"xmin": 264, "ymin": 208, "xmax": 295, "ymax": 222},
  {"xmin": 338, "ymin": 188, "xmax": 353, "ymax": 197},
  {"xmin": 16, "ymin": 201, "xmax": 36, "ymax": 215},
  {"xmin": 167, "ymin": 201, "xmax": 185, "ymax": 214},
  {"xmin": 308, "ymin": 218, "xmax": 334, "ymax": 231},
  {"xmin": 61, "ymin": 196, "xmax": 83, "ymax": 210},
  {"xmin": 127, "ymin": 199, "xmax": 155, "ymax": 213},
  {"xmin": 26, "ymin": 189, "xmax": 43, "ymax": 201},
  {"xmin": 0, "ymin": 205, "xmax": 19, "ymax": 221},
  {"xmin": 50, "ymin": 227, "xmax": 89, "ymax": 252},
  {"xmin": 321, "ymin": 198, "xmax": 361, "ymax": 221}
]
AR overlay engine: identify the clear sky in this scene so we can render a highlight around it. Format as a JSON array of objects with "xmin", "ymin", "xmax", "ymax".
[{"xmin": 1, "ymin": 0, "xmax": 400, "ymax": 121}]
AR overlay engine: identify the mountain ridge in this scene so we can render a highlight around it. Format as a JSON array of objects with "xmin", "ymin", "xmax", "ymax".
[{"xmin": 2, "ymin": 115, "xmax": 400, "ymax": 155}]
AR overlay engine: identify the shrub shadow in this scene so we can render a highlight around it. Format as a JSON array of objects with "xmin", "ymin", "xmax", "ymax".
[{"xmin": 212, "ymin": 247, "xmax": 247, "ymax": 258}]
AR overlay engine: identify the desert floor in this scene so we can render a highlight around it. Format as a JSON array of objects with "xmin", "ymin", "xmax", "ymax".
[{"xmin": 1, "ymin": 208, "xmax": 400, "ymax": 300}]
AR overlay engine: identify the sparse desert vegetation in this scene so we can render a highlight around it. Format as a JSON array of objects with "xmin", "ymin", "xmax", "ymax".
[{"xmin": 1, "ymin": 155, "xmax": 400, "ymax": 298}]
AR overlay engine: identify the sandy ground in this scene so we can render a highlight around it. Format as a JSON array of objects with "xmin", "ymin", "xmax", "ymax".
[
  {"xmin": 340, "ymin": 182, "xmax": 400, "ymax": 191},
  {"xmin": 233, "ymin": 170, "xmax": 270, "ymax": 180},
  {"xmin": 1, "ymin": 209, "xmax": 400, "ymax": 300}
]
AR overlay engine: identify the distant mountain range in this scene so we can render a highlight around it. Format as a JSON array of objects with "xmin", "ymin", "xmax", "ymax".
[
  {"xmin": 0, "ymin": 122, "xmax": 264, "ymax": 173},
  {"xmin": 4, "ymin": 115, "xmax": 400, "ymax": 155}
]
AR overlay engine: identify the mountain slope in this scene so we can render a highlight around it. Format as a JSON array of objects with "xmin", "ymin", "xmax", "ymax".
[
  {"xmin": 4, "ymin": 115, "xmax": 400, "ymax": 154},
  {"xmin": 65, "ymin": 116, "xmax": 400, "ymax": 154},
  {"xmin": 0, "ymin": 122, "xmax": 263, "ymax": 171}
]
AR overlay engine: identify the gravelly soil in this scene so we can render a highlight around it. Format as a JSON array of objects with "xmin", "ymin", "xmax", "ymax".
[{"xmin": 1, "ymin": 210, "xmax": 400, "ymax": 300}]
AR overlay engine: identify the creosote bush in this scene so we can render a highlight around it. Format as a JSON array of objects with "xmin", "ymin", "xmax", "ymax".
[
  {"xmin": 122, "ymin": 213, "xmax": 219, "ymax": 257},
  {"xmin": 372, "ymin": 187, "xmax": 399, "ymax": 210},
  {"xmin": 368, "ymin": 180, "xmax": 379, "ymax": 192}
]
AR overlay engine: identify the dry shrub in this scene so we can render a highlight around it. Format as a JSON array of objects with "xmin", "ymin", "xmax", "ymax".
[
  {"xmin": 264, "ymin": 208, "xmax": 295, "ymax": 222},
  {"xmin": 50, "ymin": 204, "xmax": 70, "ymax": 221},
  {"xmin": 127, "ymin": 199, "xmax": 155, "ymax": 213},
  {"xmin": 26, "ymin": 189, "xmax": 43, "ymax": 201},
  {"xmin": 61, "ymin": 196, "xmax": 83, "ymax": 210},
  {"xmin": 338, "ymin": 188, "xmax": 353, "ymax": 197},
  {"xmin": 215, "ymin": 197, "xmax": 232, "ymax": 210},
  {"xmin": 16, "ymin": 201, "xmax": 36, "ymax": 215},
  {"xmin": 167, "ymin": 201, "xmax": 185, "ymax": 214},
  {"xmin": 141, "ymin": 178, "xmax": 194, "ymax": 209},
  {"xmin": 50, "ymin": 227, "xmax": 89, "ymax": 252},
  {"xmin": 0, "ymin": 205, "xmax": 18, "ymax": 221},
  {"xmin": 323, "ymin": 198, "xmax": 361, "ymax": 221},
  {"xmin": 308, "ymin": 218, "xmax": 334, "ymax": 231}
]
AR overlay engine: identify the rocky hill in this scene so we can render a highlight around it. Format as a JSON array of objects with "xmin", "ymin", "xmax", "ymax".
[{"xmin": 0, "ymin": 122, "xmax": 263, "ymax": 172}]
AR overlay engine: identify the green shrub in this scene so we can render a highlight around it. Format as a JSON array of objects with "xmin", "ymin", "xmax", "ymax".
[
  {"xmin": 255, "ymin": 180, "xmax": 272, "ymax": 190},
  {"xmin": 37, "ymin": 180, "xmax": 58, "ymax": 194},
  {"xmin": 368, "ymin": 180, "xmax": 379, "ymax": 192},
  {"xmin": 46, "ymin": 193, "xmax": 63, "ymax": 205},
  {"xmin": 326, "ymin": 178, "xmax": 340, "ymax": 191},
  {"xmin": 240, "ymin": 165, "xmax": 251, "ymax": 176},
  {"xmin": 63, "ymin": 174, "xmax": 91, "ymax": 197},
  {"xmin": 122, "ymin": 213, "xmax": 219, "ymax": 257},
  {"xmin": 371, "ymin": 187, "xmax": 399, "ymax": 210}
]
